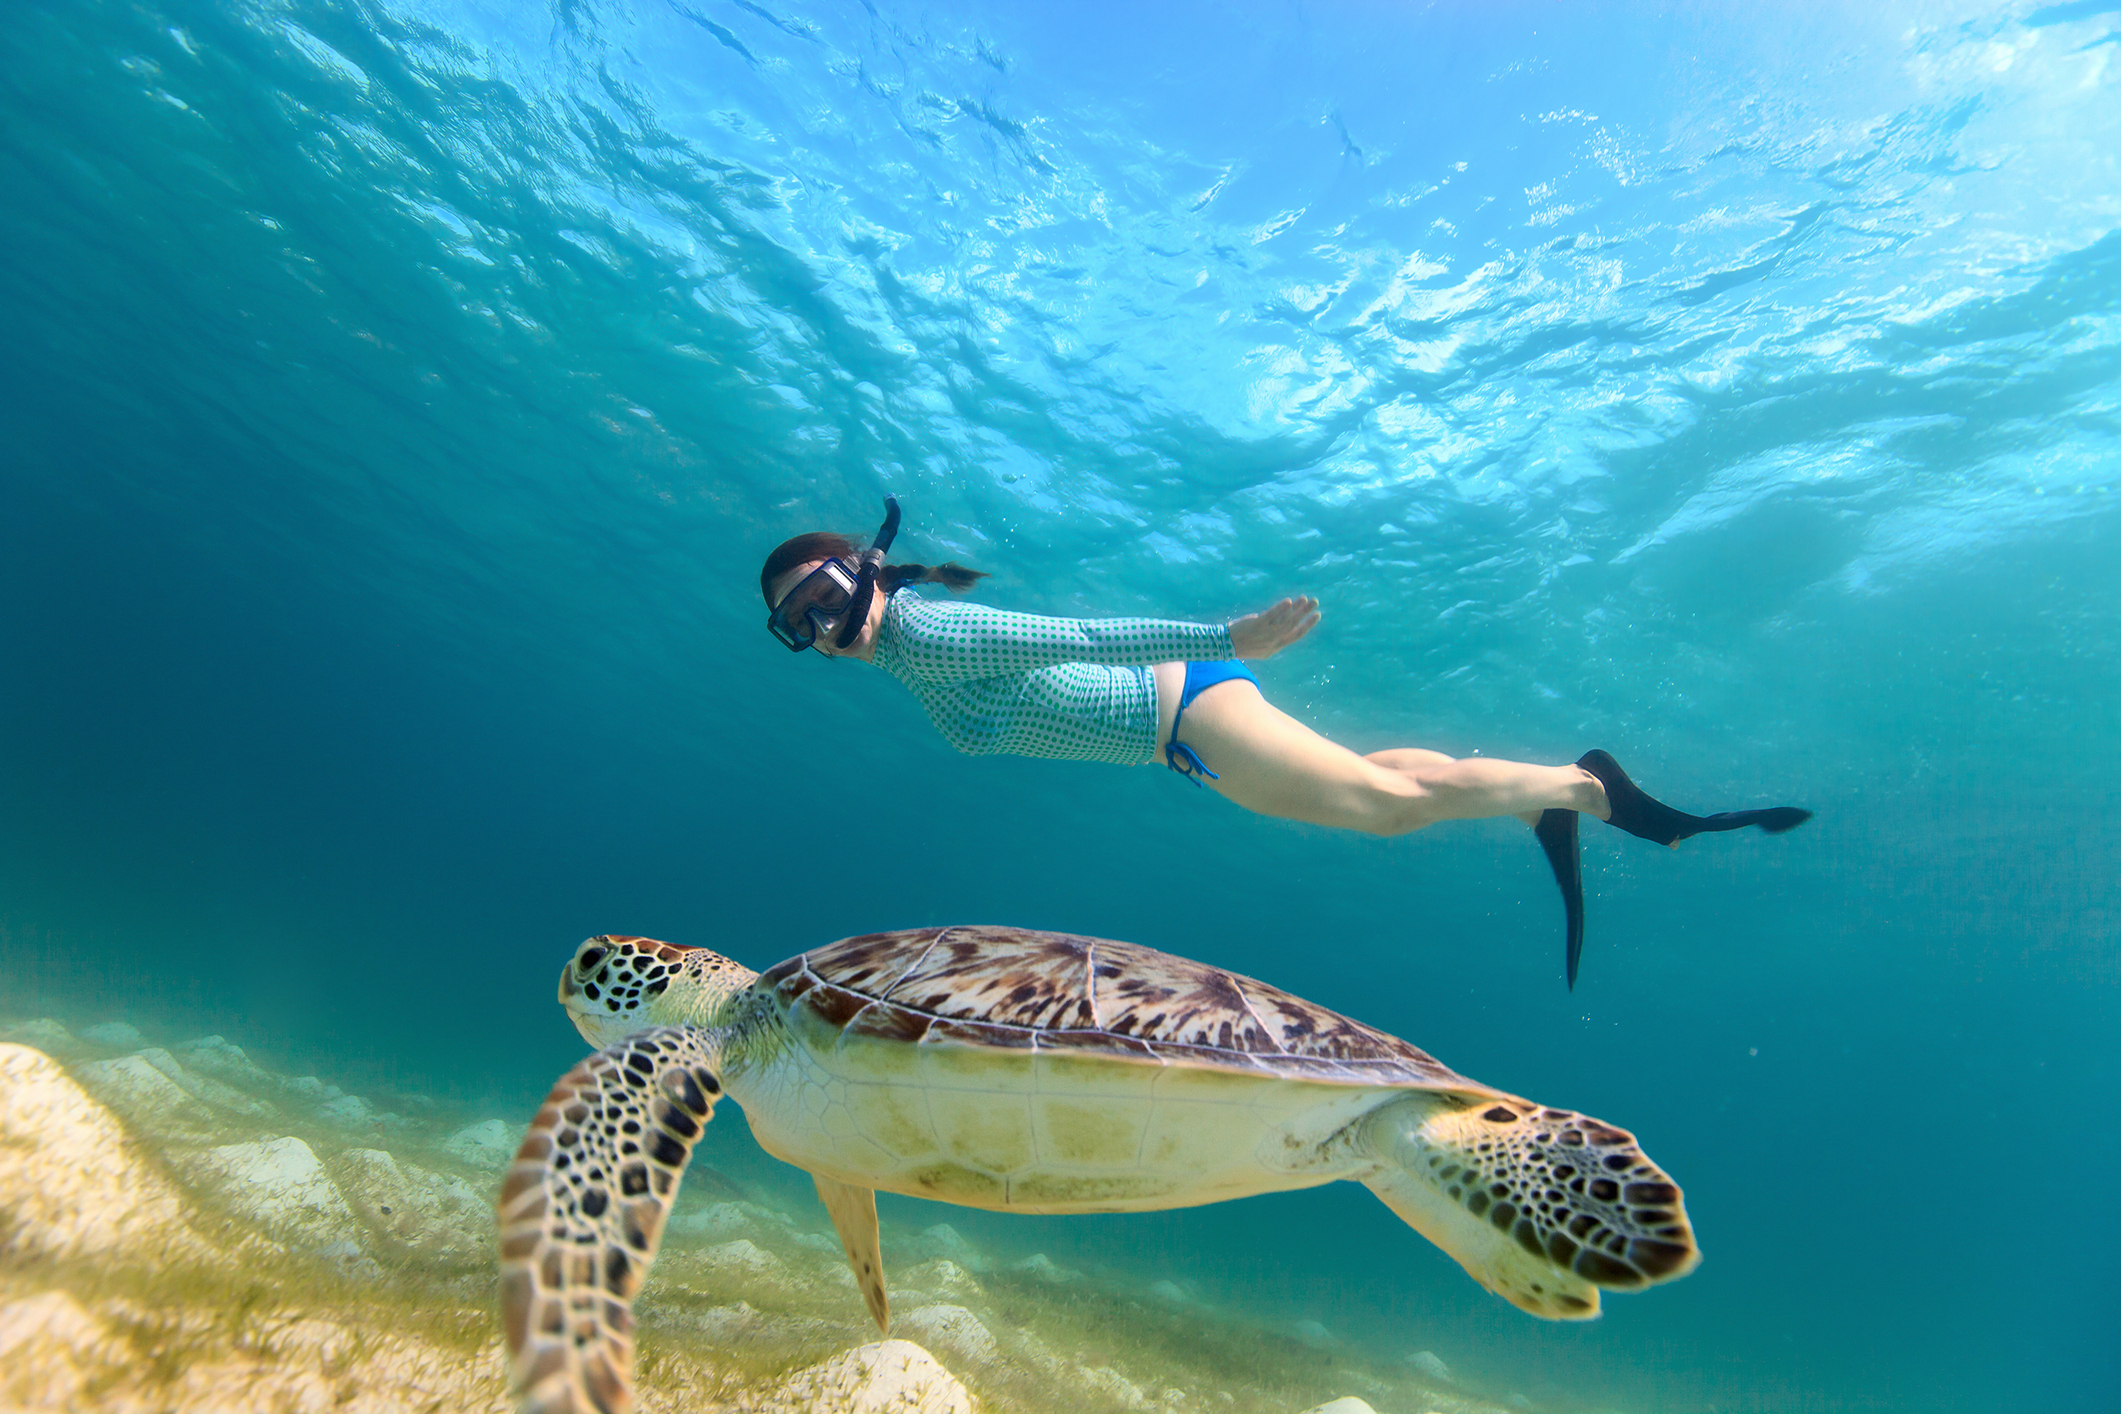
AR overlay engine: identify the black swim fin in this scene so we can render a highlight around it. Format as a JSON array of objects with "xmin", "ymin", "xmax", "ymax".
[
  {"xmin": 1576, "ymin": 749, "xmax": 1812, "ymax": 847},
  {"xmin": 1534, "ymin": 808, "xmax": 1585, "ymax": 990}
]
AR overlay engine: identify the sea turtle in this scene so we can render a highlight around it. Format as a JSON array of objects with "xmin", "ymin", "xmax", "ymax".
[{"xmin": 499, "ymin": 927, "xmax": 1699, "ymax": 1414}]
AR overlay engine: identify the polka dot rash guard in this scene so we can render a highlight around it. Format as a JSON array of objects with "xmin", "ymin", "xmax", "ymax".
[{"xmin": 871, "ymin": 591, "xmax": 1237, "ymax": 764}]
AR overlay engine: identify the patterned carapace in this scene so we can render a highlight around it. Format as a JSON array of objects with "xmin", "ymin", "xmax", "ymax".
[{"xmin": 759, "ymin": 925, "xmax": 1483, "ymax": 1088}]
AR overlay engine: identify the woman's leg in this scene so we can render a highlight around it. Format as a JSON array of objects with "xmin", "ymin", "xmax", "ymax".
[
  {"xmin": 1365, "ymin": 748, "xmax": 1611, "ymax": 829},
  {"xmin": 1169, "ymin": 680, "xmax": 1607, "ymax": 836}
]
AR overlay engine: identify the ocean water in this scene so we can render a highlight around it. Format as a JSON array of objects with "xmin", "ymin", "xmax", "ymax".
[{"xmin": 1, "ymin": 0, "xmax": 2116, "ymax": 1410}]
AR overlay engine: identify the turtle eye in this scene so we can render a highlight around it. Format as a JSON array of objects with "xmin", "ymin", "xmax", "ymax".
[{"xmin": 579, "ymin": 946, "xmax": 609, "ymax": 973}]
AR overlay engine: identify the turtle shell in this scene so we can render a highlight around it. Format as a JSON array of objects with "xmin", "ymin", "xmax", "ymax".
[{"xmin": 757, "ymin": 925, "xmax": 1491, "ymax": 1090}]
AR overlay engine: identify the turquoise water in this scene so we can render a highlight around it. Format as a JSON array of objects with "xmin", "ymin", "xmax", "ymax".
[{"xmin": 2, "ymin": 0, "xmax": 2116, "ymax": 1409}]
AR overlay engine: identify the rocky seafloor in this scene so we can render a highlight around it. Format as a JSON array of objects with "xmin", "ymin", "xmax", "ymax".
[{"xmin": 0, "ymin": 1016, "xmax": 1548, "ymax": 1414}]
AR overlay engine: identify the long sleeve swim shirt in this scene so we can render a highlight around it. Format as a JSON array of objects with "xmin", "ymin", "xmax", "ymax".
[{"xmin": 870, "ymin": 592, "xmax": 1236, "ymax": 765}]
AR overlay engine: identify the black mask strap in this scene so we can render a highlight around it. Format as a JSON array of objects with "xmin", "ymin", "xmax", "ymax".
[{"xmin": 834, "ymin": 495, "xmax": 902, "ymax": 649}]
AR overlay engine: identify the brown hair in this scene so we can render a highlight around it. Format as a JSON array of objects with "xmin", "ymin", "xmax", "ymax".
[{"xmin": 759, "ymin": 531, "xmax": 989, "ymax": 606}]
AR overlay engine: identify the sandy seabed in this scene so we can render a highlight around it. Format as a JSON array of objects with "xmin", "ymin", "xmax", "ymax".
[{"xmin": 0, "ymin": 1015, "xmax": 1537, "ymax": 1414}]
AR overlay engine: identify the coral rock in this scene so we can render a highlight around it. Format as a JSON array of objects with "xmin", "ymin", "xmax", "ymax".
[
  {"xmin": 190, "ymin": 1136, "xmax": 359, "ymax": 1246},
  {"xmin": 1013, "ymin": 1251, "xmax": 1080, "ymax": 1283},
  {"xmin": 148, "ymin": 1047, "xmax": 273, "ymax": 1114},
  {"xmin": 917, "ymin": 1222, "xmax": 988, "ymax": 1271},
  {"xmin": 1293, "ymin": 1318, "xmax": 1339, "ymax": 1349},
  {"xmin": 0, "ymin": 1043, "xmax": 210, "ymax": 1264},
  {"xmin": 757, "ymin": 1339, "xmax": 975, "ymax": 1414},
  {"xmin": 701, "ymin": 1237, "xmax": 781, "ymax": 1276},
  {"xmin": 898, "ymin": 1258, "xmax": 983, "ymax": 1303},
  {"xmin": 1406, "ymin": 1350, "xmax": 1452, "ymax": 1382},
  {"xmin": 0, "ymin": 1289, "xmax": 118, "ymax": 1409},
  {"xmin": 440, "ymin": 1118, "xmax": 518, "ymax": 1170},
  {"xmin": 0, "ymin": 1019, "xmax": 79, "ymax": 1053},
  {"xmin": 897, "ymin": 1303, "xmax": 1001, "ymax": 1366},
  {"xmin": 172, "ymin": 1035, "xmax": 272, "ymax": 1089},
  {"xmin": 1076, "ymin": 1364, "xmax": 1153, "ymax": 1412},
  {"xmin": 76, "ymin": 1048, "xmax": 277, "ymax": 1135},
  {"xmin": 72, "ymin": 1053, "xmax": 208, "ymax": 1132},
  {"xmin": 664, "ymin": 1198, "xmax": 760, "ymax": 1241},
  {"xmin": 334, "ymin": 1148, "xmax": 492, "ymax": 1264},
  {"xmin": 318, "ymin": 1093, "xmax": 375, "ymax": 1125}
]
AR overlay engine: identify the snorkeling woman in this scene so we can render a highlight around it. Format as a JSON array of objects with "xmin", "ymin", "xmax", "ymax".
[{"xmin": 764, "ymin": 500, "xmax": 1810, "ymax": 987}]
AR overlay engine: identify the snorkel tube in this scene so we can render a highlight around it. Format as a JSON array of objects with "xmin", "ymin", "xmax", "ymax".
[{"xmin": 833, "ymin": 495, "xmax": 901, "ymax": 649}]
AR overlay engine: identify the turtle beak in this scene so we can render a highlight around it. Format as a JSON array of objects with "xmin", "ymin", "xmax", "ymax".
[
  {"xmin": 557, "ymin": 966, "xmax": 634, "ymax": 1048},
  {"xmin": 556, "ymin": 966, "xmax": 607, "ymax": 1045}
]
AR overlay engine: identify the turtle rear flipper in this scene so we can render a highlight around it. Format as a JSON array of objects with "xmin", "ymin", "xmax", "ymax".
[
  {"xmin": 1359, "ymin": 1094, "xmax": 1698, "ymax": 1321},
  {"xmin": 498, "ymin": 1026, "xmax": 723, "ymax": 1414},
  {"xmin": 812, "ymin": 1173, "xmax": 889, "ymax": 1332}
]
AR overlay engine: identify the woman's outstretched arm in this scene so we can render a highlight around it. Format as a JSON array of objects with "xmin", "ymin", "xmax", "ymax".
[{"xmin": 1228, "ymin": 596, "xmax": 1320, "ymax": 659}]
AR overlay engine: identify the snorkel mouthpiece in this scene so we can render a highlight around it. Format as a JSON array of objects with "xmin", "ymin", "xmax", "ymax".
[{"xmin": 833, "ymin": 495, "xmax": 901, "ymax": 649}]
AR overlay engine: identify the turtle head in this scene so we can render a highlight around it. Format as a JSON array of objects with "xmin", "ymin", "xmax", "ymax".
[{"xmin": 558, "ymin": 935, "xmax": 758, "ymax": 1047}]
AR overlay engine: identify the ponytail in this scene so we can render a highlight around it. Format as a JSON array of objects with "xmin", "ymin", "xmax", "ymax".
[
  {"xmin": 761, "ymin": 532, "xmax": 990, "ymax": 605},
  {"xmin": 881, "ymin": 561, "xmax": 989, "ymax": 594}
]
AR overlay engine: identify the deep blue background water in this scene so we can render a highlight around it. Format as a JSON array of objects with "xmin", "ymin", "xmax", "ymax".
[{"xmin": 3, "ymin": 2, "xmax": 2118, "ymax": 1410}]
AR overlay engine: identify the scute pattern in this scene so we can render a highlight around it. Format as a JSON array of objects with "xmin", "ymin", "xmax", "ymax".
[
  {"xmin": 761, "ymin": 926, "xmax": 1479, "ymax": 1087},
  {"xmin": 1423, "ymin": 1101, "xmax": 1698, "ymax": 1291},
  {"xmin": 497, "ymin": 1026, "xmax": 722, "ymax": 1414}
]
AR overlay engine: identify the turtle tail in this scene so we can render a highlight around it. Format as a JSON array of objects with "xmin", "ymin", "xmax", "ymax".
[{"xmin": 1357, "ymin": 1092, "xmax": 1698, "ymax": 1320}]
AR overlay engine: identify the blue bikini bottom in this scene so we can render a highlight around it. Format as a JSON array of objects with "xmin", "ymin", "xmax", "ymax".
[{"xmin": 1164, "ymin": 659, "xmax": 1258, "ymax": 784}]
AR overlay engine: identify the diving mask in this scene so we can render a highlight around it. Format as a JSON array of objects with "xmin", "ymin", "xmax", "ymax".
[
  {"xmin": 766, "ymin": 556, "xmax": 861, "ymax": 651},
  {"xmin": 766, "ymin": 496, "xmax": 902, "ymax": 653}
]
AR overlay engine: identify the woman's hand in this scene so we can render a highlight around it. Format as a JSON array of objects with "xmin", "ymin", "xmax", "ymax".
[{"xmin": 1228, "ymin": 596, "xmax": 1321, "ymax": 660}]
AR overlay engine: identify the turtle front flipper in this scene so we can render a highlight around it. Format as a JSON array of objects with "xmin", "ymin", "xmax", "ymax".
[
  {"xmin": 1359, "ymin": 1093, "xmax": 1699, "ymax": 1321},
  {"xmin": 811, "ymin": 1173, "xmax": 889, "ymax": 1332},
  {"xmin": 498, "ymin": 1026, "xmax": 722, "ymax": 1414}
]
